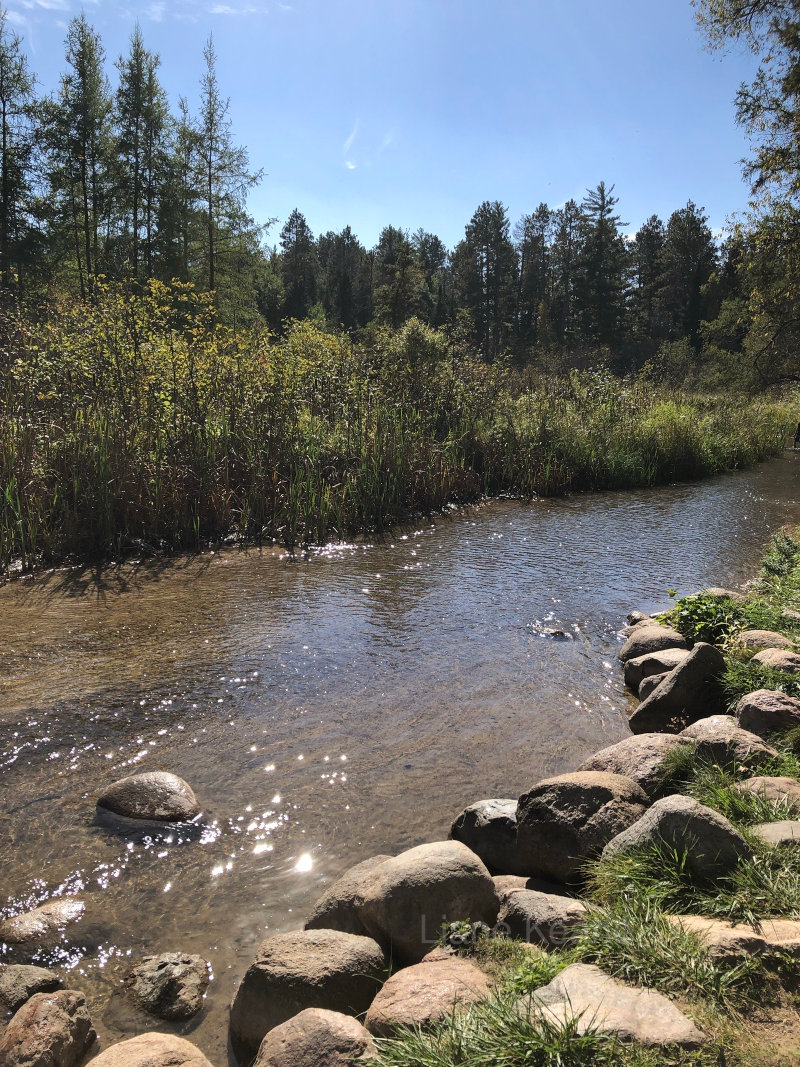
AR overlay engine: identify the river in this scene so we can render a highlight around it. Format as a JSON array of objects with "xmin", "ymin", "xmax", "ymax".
[{"xmin": 2, "ymin": 452, "xmax": 800, "ymax": 1062}]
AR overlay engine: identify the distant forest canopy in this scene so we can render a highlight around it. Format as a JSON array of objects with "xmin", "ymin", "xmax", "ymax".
[{"xmin": 0, "ymin": 4, "xmax": 797, "ymax": 387}]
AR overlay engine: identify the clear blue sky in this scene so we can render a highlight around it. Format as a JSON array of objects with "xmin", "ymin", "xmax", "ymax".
[{"xmin": 7, "ymin": 0, "xmax": 759, "ymax": 249}]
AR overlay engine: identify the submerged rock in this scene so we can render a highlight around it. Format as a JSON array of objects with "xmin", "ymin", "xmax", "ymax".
[
  {"xmin": 0, "ymin": 899, "xmax": 93, "ymax": 963},
  {"xmin": 0, "ymin": 990, "xmax": 95, "ymax": 1067},
  {"xmin": 525, "ymin": 963, "xmax": 706, "ymax": 1047},
  {"xmin": 515, "ymin": 772, "xmax": 649, "ymax": 884},
  {"xmin": 97, "ymin": 771, "xmax": 200, "ymax": 822},
  {"xmin": 364, "ymin": 958, "xmax": 489, "ymax": 1037},
  {"xmin": 229, "ymin": 929, "xmax": 386, "ymax": 1065},
  {"xmin": 602, "ymin": 795, "xmax": 753, "ymax": 881},
  {"xmin": 126, "ymin": 952, "xmax": 210, "ymax": 1020},
  {"xmin": 628, "ymin": 642, "xmax": 727, "ymax": 734},
  {"xmin": 450, "ymin": 798, "xmax": 526, "ymax": 875},
  {"xmin": 253, "ymin": 1008, "xmax": 377, "ymax": 1066},
  {"xmin": 356, "ymin": 841, "xmax": 499, "ymax": 965}
]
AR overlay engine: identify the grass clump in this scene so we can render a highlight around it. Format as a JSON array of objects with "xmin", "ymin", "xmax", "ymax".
[{"xmin": 722, "ymin": 657, "xmax": 800, "ymax": 707}]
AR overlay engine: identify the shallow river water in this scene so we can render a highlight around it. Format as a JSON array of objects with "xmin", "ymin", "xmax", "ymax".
[{"xmin": 3, "ymin": 452, "xmax": 800, "ymax": 1062}]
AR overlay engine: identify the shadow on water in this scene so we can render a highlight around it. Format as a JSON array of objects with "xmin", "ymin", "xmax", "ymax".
[{"xmin": 2, "ymin": 453, "xmax": 800, "ymax": 1062}]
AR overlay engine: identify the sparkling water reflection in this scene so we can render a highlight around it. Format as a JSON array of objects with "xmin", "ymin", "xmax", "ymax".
[{"xmin": 2, "ymin": 453, "xmax": 800, "ymax": 1062}]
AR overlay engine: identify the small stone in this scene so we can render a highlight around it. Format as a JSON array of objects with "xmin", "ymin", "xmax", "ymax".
[
  {"xmin": 126, "ymin": 952, "xmax": 209, "ymax": 1020},
  {"xmin": 492, "ymin": 874, "xmax": 565, "ymax": 902},
  {"xmin": 752, "ymin": 649, "xmax": 800, "ymax": 673},
  {"xmin": 496, "ymin": 889, "xmax": 587, "ymax": 948},
  {"xmin": 0, "ymin": 966, "xmax": 63, "ymax": 1014},
  {"xmin": 736, "ymin": 689, "xmax": 800, "ymax": 737},
  {"xmin": 618, "ymin": 625, "xmax": 689, "ymax": 664},
  {"xmin": 88, "ymin": 1033, "xmax": 213, "ymax": 1067},
  {"xmin": 0, "ymin": 990, "xmax": 95, "ymax": 1067},
  {"xmin": 97, "ymin": 771, "xmax": 200, "ymax": 822},
  {"xmin": 602, "ymin": 795, "xmax": 753, "ymax": 881},
  {"xmin": 364, "ymin": 959, "xmax": 490, "ymax": 1037},
  {"xmin": 625, "ymin": 611, "xmax": 655, "ymax": 627},
  {"xmin": 304, "ymin": 855, "xmax": 392, "ymax": 937},
  {"xmin": 679, "ymin": 715, "xmax": 778, "ymax": 768},
  {"xmin": 253, "ymin": 1008, "xmax": 377, "ymax": 1066},
  {"xmin": 525, "ymin": 963, "xmax": 706, "ymax": 1047}
]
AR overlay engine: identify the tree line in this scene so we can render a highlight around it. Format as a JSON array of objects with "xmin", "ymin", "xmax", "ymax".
[{"xmin": 0, "ymin": 5, "xmax": 785, "ymax": 384}]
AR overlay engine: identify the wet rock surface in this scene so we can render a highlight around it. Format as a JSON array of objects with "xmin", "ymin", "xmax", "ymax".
[
  {"xmin": 126, "ymin": 952, "xmax": 210, "ymax": 1020},
  {"xmin": 96, "ymin": 771, "xmax": 201, "ymax": 822}
]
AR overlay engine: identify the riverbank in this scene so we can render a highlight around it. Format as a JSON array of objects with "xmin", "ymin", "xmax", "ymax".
[{"xmin": 1, "ymin": 284, "xmax": 793, "ymax": 574}]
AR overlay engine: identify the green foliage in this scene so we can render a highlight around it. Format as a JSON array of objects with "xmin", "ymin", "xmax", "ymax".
[{"xmin": 662, "ymin": 592, "xmax": 749, "ymax": 644}]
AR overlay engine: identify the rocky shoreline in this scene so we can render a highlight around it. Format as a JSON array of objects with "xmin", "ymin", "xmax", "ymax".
[{"xmin": 5, "ymin": 582, "xmax": 800, "ymax": 1065}]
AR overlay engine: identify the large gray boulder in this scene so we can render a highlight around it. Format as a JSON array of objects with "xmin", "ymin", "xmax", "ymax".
[
  {"xmin": 496, "ymin": 889, "xmax": 587, "ymax": 948},
  {"xmin": 0, "ymin": 966, "xmax": 63, "ymax": 1014},
  {"xmin": 356, "ymin": 841, "xmax": 499, "ymax": 965},
  {"xmin": 97, "ymin": 771, "xmax": 200, "ymax": 822},
  {"xmin": 628, "ymin": 643, "xmax": 727, "ymax": 734},
  {"xmin": 515, "ymin": 772, "xmax": 649, "ymax": 884},
  {"xmin": 253, "ymin": 1008, "xmax": 376, "ymax": 1067},
  {"xmin": 450, "ymin": 799, "xmax": 527, "ymax": 875},
  {"xmin": 679, "ymin": 716, "xmax": 778, "ymax": 768},
  {"xmin": 229, "ymin": 929, "xmax": 386, "ymax": 1065},
  {"xmin": 126, "ymin": 952, "xmax": 209, "ymax": 1020},
  {"xmin": 623, "ymin": 648, "xmax": 690, "ymax": 693},
  {"xmin": 577, "ymin": 734, "xmax": 692, "ymax": 800},
  {"xmin": 526, "ymin": 963, "xmax": 706, "ymax": 1047},
  {"xmin": 736, "ymin": 689, "xmax": 800, "ymax": 737},
  {"xmin": 363, "ymin": 958, "xmax": 489, "ymax": 1037},
  {"xmin": 88, "ymin": 1033, "xmax": 213, "ymax": 1067},
  {"xmin": 752, "ymin": 649, "xmax": 800, "ymax": 673},
  {"xmin": 0, "ymin": 990, "xmax": 95, "ymax": 1067},
  {"xmin": 304, "ymin": 855, "xmax": 392, "ymax": 937},
  {"xmin": 602, "ymin": 795, "xmax": 753, "ymax": 881},
  {"xmin": 618, "ymin": 624, "xmax": 689, "ymax": 663},
  {"xmin": 735, "ymin": 630, "xmax": 794, "ymax": 650}
]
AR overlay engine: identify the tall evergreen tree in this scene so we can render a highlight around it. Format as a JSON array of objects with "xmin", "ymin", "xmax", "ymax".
[
  {"xmin": 630, "ymin": 214, "xmax": 668, "ymax": 343},
  {"xmin": 514, "ymin": 203, "xmax": 552, "ymax": 348},
  {"xmin": 279, "ymin": 208, "xmax": 318, "ymax": 320},
  {"xmin": 574, "ymin": 181, "xmax": 629, "ymax": 346},
  {"xmin": 660, "ymin": 201, "xmax": 717, "ymax": 346},
  {"xmin": 0, "ymin": 7, "xmax": 36, "ymax": 295},
  {"xmin": 373, "ymin": 225, "xmax": 423, "ymax": 327},
  {"xmin": 549, "ymin": 199, "xmax": 583, "ymax": 344},
  {"xmin": 453, "ymin": 200, "xmax": 516, "ymax": 359}
]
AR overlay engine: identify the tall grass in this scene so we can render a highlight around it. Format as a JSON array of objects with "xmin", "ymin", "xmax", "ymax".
[{"xmin": 0, "ymin": 281, "xmax": 794, "ymax": 573}]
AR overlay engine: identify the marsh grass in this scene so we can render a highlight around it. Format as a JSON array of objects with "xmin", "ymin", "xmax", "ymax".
[{"xmin": 0, "ymin": 281, "xmax": 793, "ymax": 573}]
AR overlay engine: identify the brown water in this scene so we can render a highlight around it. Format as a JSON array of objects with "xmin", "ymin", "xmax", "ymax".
[{"xmin": 2, "ymin": 453, "xmax": 800, "ymax": 1062}]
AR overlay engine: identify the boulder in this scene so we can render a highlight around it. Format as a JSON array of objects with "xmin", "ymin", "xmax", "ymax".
[
  {"xmin": 623, "ymin": 648, "xmax": 690, "ymax": 693},
  {"xmin": 363, "ymin": 959, "xmax": 489, "ymax": 1038},
  {"xmin": 0, "ymin": 966, "xmax": 63, "ymax": 1014},
  {"xmin": 450, "ymin": 799, "xmax": 527, "ymax": 875},
  {"xmin": 97, "ymin": 771, "xmax": 200, "ymax": 822},
  {"xmin": 752, "ymin": 649, "xmax": 800, "ymax": 673},
  {"xmin": 492, "ymin": 874, "xmax": 565, "ymax": 902},
  {"xmin": 639, "ymin": 673, "xmax": 669, "ymax": 701},
  {"xmin": 577, "ymin": 734, "xmax": 691, "ymax": 800},
  {"xmin": 736, "ymin": 689, "xmax": 800, "ymax": 737},
  {"xmin": 126, "ymin": 952, "xmax": 209, "ymax": 1020},
  {"xmin": 628, "ymin": 643, "xmax": 727, "ymax": 734},
  {"xmin": 735, "ymin": 630, "xmax": 794, "ymax": 651},
  {"xmin": 253, "ymin": 1008, "xmax": 376, "ymax": 1067},
  {"xmin": 602, "ymin": 795, "xmax": 753, "ymax": 881},
  {"xmin": 229, "ymin": 929, "xmax": 386, "ymax": 1065},
  {"xmin": 751, "ymin": 820, "xmax": 800, "ymax": 848},
  {"xmin": 356, "ymin": 841, "xmax": 499, "ymax": 965},
  {"xmin": 703, "ymin": 587, "xmax": 745, "ymax": 601},
  {"xmin": 87, "ymin": 1033, "xmax": 213, "ymax": 1067},
  {"xmin": 496, "ymin": 889, "xmax": 587, "ymax": 948},
  {"xmin": 732, "ymin": 776, "xmax": 800, "ymax": 815},
  {"xmin": 625, "ymin": 611, "xmax": 656, "ymax": 627},
  {"xmin": 667, "ymin": 914, "xmax": 800, "ymax": 961},
  {"xmin": 679, "ymin": 716, "xmax": 778, "ymax": 768},
  {"xmin": 515, "ymin": 772, "xmax": 649, "ymax": 884},
  {"xmin": 0, "ymin": 899, "xmax": 90, "ymax": 962},
  {"xmin": 618, "ymin": 624, "xmax": 689, "ymax": 664},
  {"xmin": 525, "ymin": 963, "xmax": 706, "ymax": 1047},
  {"xmin": 305, "ymin": 856, "xmax": 391, "ymax": 937},
  {"xmin": 0, "ymin": 990, "xmax": 95, "ymax": 1067}
]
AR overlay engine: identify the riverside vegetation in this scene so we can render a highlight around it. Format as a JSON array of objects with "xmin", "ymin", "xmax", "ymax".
[{"xmin": 0, "ymin": 280, "xmax": 793, "ymax": 576}]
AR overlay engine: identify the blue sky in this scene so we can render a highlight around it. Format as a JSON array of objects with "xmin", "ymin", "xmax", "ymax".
[{"xmin": 6, "ymin": 0, "xmax": 759, "ymax": 249}]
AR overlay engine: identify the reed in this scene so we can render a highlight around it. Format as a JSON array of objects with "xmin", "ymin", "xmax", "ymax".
[{"xmin": 0, "ymin": 281, "xmax": 794, "ymax": 573}]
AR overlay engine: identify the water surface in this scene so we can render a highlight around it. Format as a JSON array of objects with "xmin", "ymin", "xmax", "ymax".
[{"xmin": 2, "ymin": 453, "xmax": 800, "ymax": 1061}]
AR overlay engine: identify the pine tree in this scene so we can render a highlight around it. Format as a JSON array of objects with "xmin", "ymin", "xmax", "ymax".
[
  {"xmin": 574, "ymin": 182, "xmax": 629, "ymax": 346},
  {"xmin": 453, "ymin": 200, "xmax": 516, "ymax": 359},
  {"xmin": 279, "ymin": 208, "xmax": 318, "ymax": 320},
  {"xmin": 0, "ymin": 7, "xmax": 36, "ymax": 295}
]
